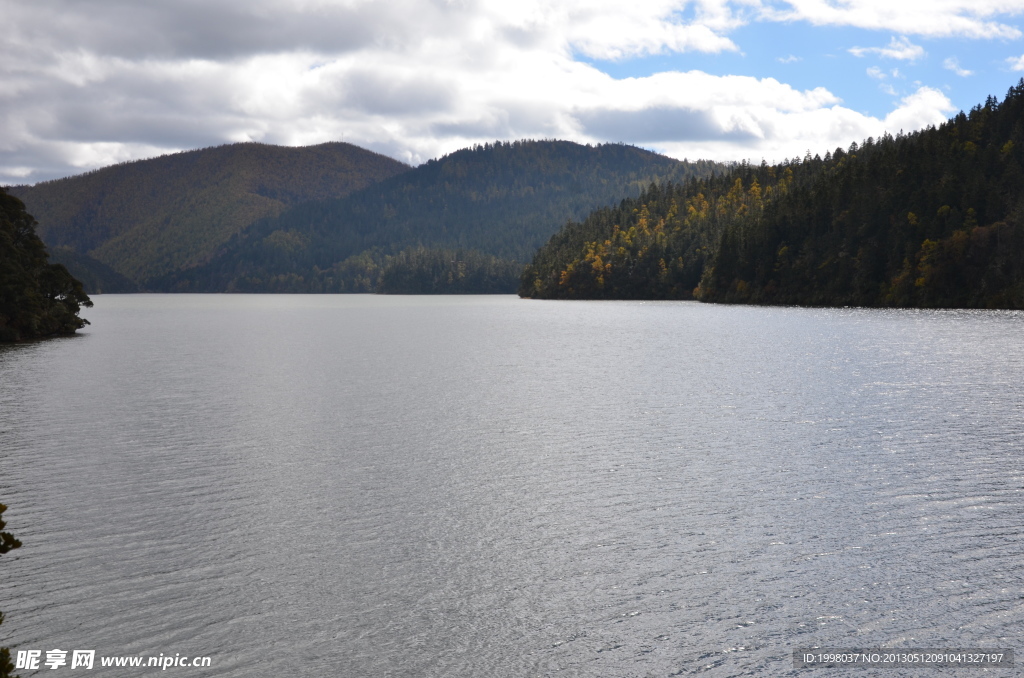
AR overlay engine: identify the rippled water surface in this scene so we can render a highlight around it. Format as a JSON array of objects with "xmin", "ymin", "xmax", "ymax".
[{"xmin": 1, "ymin": 295, "xmax": 1022, "ymax": 676}]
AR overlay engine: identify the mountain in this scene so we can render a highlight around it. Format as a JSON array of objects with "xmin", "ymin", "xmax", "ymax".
[
  {"xmin": 521, "ymin": 81, "xmax": 1024, "ymax": 309},
  {"xmin": 8, "ymin": 142, "xmax": 410, "ymax": 286},
  {"xmin": 151, "ymin": 140, "xmax": 723, "ymax": 292},
  {"xmin": 0, "ymin": 187, "xmax": 91, "ymax": 341}
]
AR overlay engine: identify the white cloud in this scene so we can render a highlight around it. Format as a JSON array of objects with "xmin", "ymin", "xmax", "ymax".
[
  {"xmin": 867, "ymin": 66, "xmax": 886, "ymax": 79},
  {"xmin": 849, "ymin": 36, "xmax": 926, "ymax": 61},
  {"xmin": 0, "ymin": 0, "xmax": 1003, "ymax": 183},
  {"xmin": 778, "ymin": 54, "xmax": 801, "ymax": 63},
  {"xmin": 1007, "ymin": 54, "xmax": 1024, "ymax": 70},
  {"xmin": 882, "ymin": 86, "xmax": 956, "ymax": 133},
  {"xmin": 943, "ymin": 57, "xmax": 974, "ymax": 76},
  {"xmin": 564, "ymin": 8, "xmax": 740, "ymax": 59},
  {"xmin": 1, "ymin": 0, "xmax": 756, "ymax": 182},
  {"xmin": 650, "ymin": 85, "xmax": 955, "ymax": 163},
  {"xmin": 765, "ymin": 0, "xmax": 1024, "ymax": 39}
]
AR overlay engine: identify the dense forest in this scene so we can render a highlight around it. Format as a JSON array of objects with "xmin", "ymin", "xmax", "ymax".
[
  {"xmin": 521, "ymin": 81, "xmax": 1024, "ymax": 309},
  {"xmin": 10, "ymin": 142, "xmax": 410, "ymax": 287},
  {"xmin": 150, "ymin": 140, "xmax": 722, "ymax": 293},
  {"xmin": 0, "ymin": 188, "xmax": 91, "ymax": 341},
  {"xmin": 377, "ymin": 248, "xmax": 523, "ymax": 294}
]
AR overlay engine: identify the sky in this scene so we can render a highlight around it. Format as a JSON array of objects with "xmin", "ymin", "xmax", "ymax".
[{"xmin": 4, "ymin": 0, "xmax": 1024, "ymax": 185}]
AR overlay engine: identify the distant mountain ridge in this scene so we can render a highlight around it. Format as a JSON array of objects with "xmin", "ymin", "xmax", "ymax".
[
  {"xmin": 153, "ymin": 140, "xmax": 724, "ymax": 292},
  {"xmin": 9, "ymin": 139, "xmax": 725, "ymax": 294},
  {"xmin": 9, "ymin": 142, "xmax": 410, "ymax": 286}
]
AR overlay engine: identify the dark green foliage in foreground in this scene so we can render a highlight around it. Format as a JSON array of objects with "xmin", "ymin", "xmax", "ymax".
[
  {"xmin": 153, "ymin": 140, "xmax": 722, "ymax": 293},
  {"xmin": 0, "ymin": 504, "xmax": 19, "ymax": 557},
  {"xmin": 522, "ymin": 81, "xmax": 1024, "ymax": 309},
  {"xmin": 0, "ymin": 188, "xmax": 92, "ymax": 340},
  {"xmin": 0, "ymin": 503, "xmax": 23, "ymax": 678},
  {"xmin": 0, "ymin": 628, "xmax": 10, "ymax": 678}
]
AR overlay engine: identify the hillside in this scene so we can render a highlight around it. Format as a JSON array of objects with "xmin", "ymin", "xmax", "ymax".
[
  {"xmin": 521, "ymin": 81, "xmax": 1024, "ymax": 309},
  {"xmin": 47, "ymin": 248, "xmax": 139, "ymax": 294},
  {"xmin": 152, "ymin": 140, "xmax": 723, "ymax": 292},
  {"xmin": 0, "ymin": 187, "xmax": 91, "ymax": 341},
  {"xmin": 9, "ymin": 142, "xmax": 410, "ymax": 285}
]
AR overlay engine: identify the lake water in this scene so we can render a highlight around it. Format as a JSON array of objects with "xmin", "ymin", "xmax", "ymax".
[{"xmin": 1, "ymin": 295, "xmax": 1022, "ymax": 676}]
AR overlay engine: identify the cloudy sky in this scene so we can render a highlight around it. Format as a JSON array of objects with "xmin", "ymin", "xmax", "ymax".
[{"xmin": 4, "ymin": 0, "xmax": 1024, "ymax": 184}]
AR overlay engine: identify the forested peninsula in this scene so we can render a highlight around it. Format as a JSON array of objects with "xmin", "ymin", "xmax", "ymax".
[
  {"xmin": 0, "ymin": 187, "xmax": 91, "ymax": 341},
  {"xmin": 521, "ymin": 82, "xmax": 1024, "ymax": 309}
]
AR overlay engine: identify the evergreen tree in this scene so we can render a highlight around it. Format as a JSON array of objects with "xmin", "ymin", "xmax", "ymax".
[{"xmin": 0, "ymin": 188, "xmax": 92, "ymax": 340}]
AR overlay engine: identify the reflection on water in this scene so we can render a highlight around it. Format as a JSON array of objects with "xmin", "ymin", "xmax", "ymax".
[{"xmin": 1, "ymin": 295, "xmax": 1022, "ymax": 676}]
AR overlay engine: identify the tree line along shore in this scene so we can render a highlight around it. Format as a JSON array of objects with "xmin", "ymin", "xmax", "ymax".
[{"xmin": 6, "ymin": 82, "xmax": 1024, "ymax": 340}]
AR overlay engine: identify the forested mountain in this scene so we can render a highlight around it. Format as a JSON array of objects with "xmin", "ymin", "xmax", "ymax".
[
  {"xmin": 521, "ymin": 81, "xmax": 1024, "ymax": 309},
  {"xmin": 47, "ymin": 248, "xmax": 138, "ymax": 294},
  {"xmin": 0, "ymin": 188, "xmax": 91, "ymax": 341},
  {"xmin": 152, "ymin": 140, "xmax": 722, "ymax": 292},
  {"xmin": 8, "ymin": 142, "xmax": 409, "ymax": 286}
]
